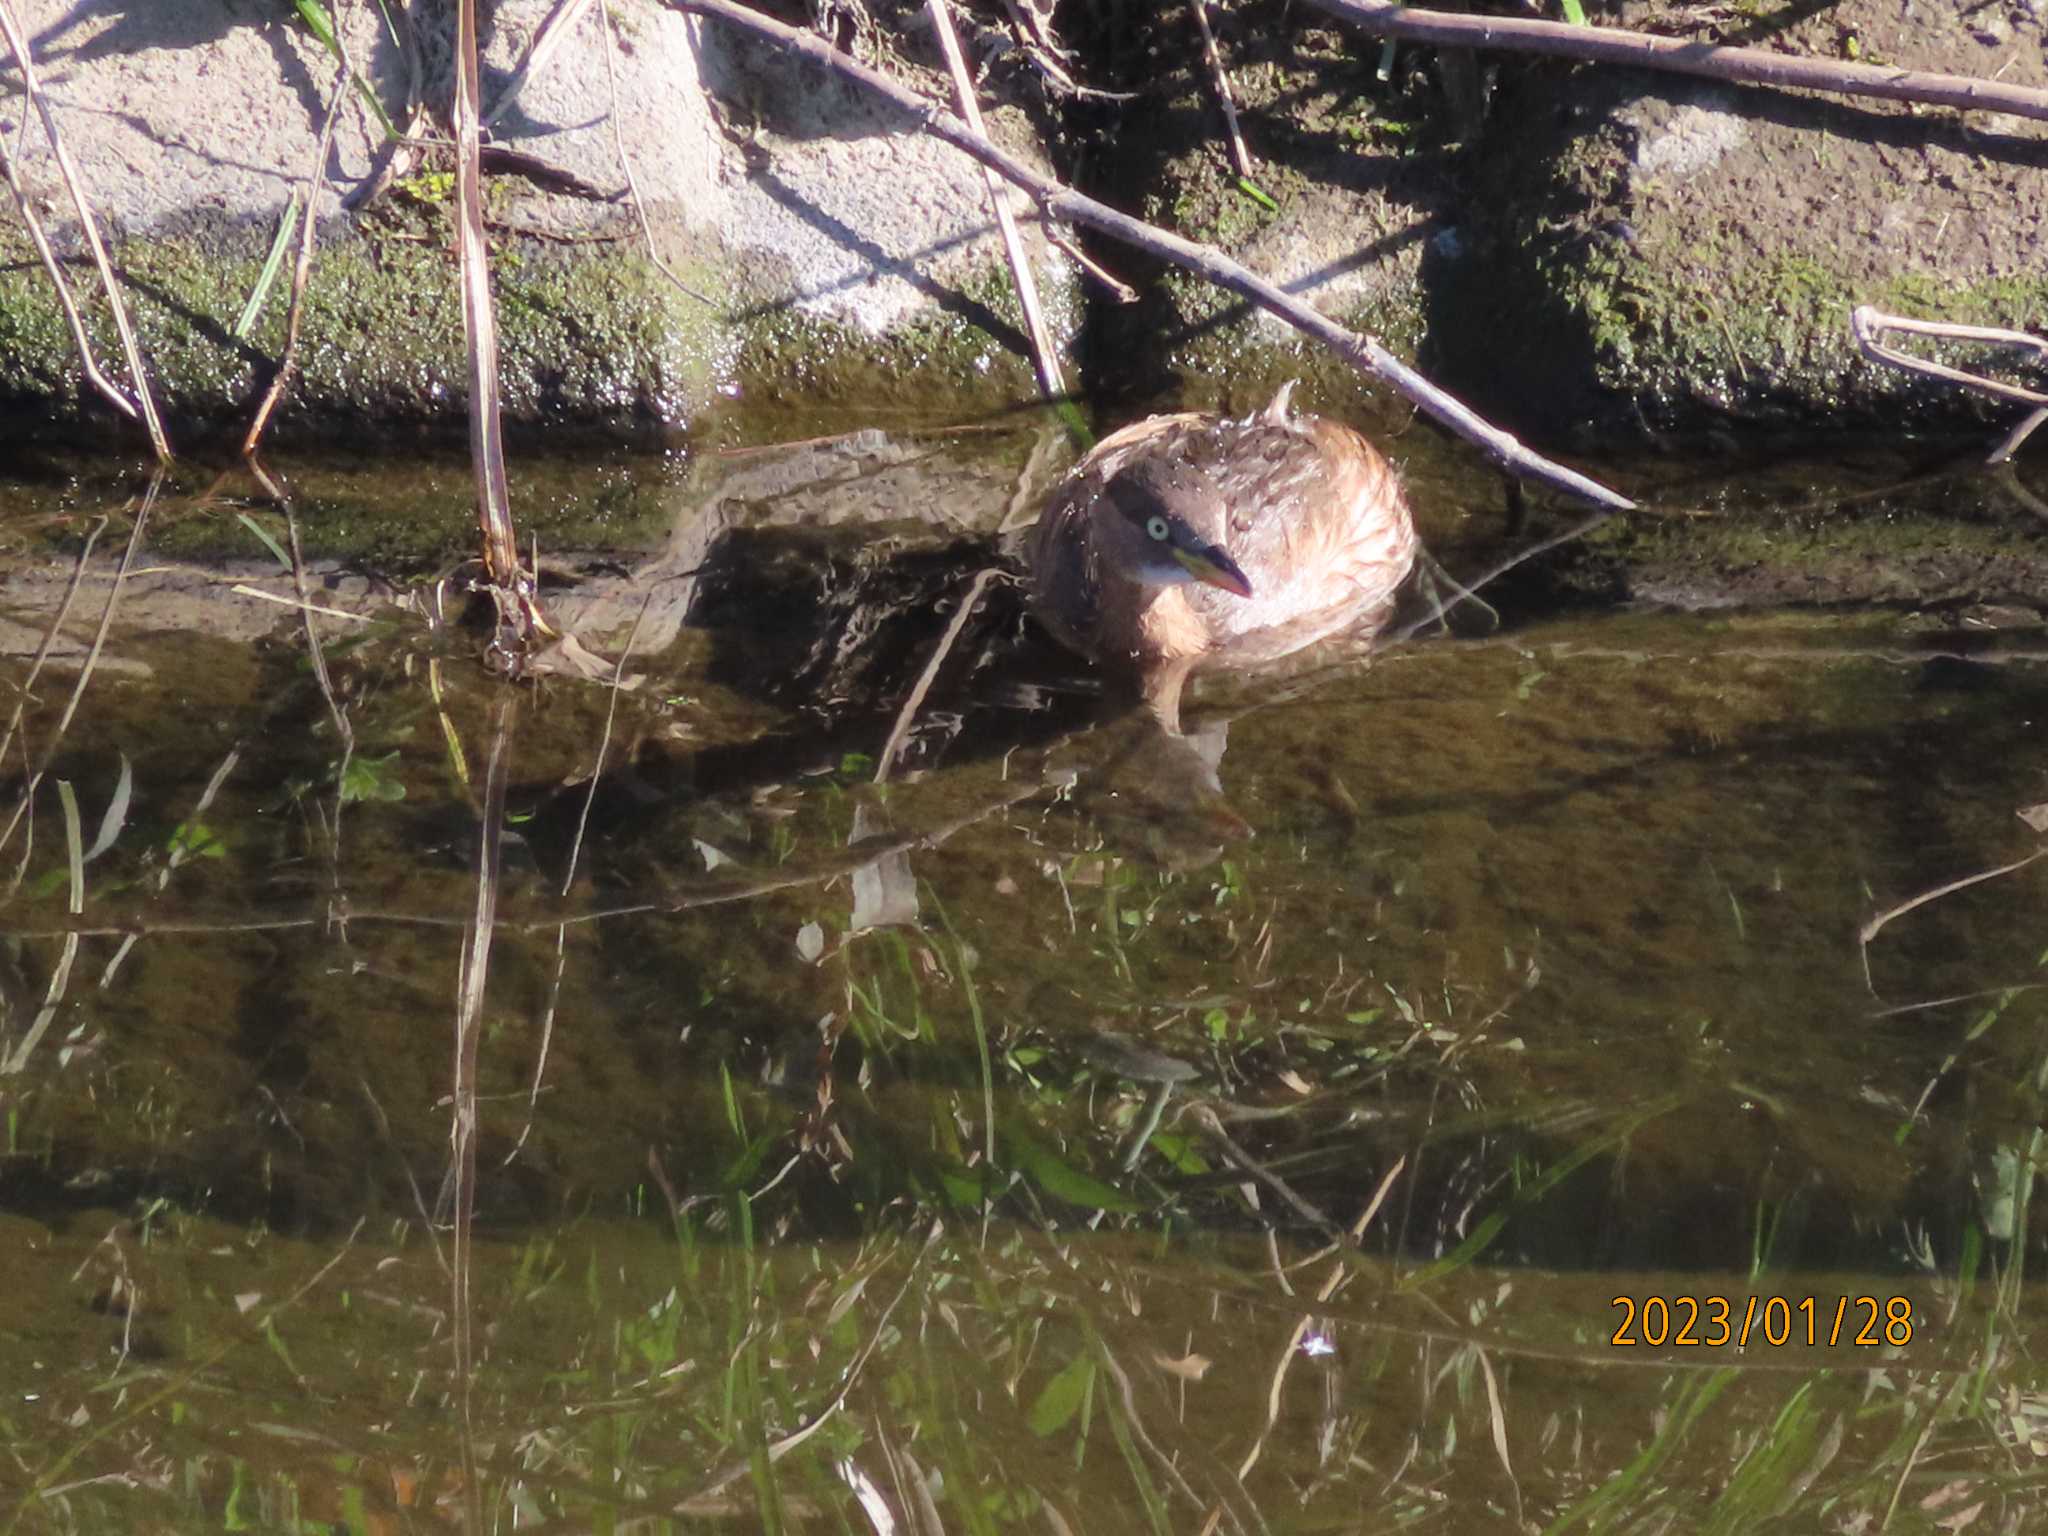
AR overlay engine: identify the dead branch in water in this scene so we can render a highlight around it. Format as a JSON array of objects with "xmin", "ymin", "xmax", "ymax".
[
  {"xmin": 0, "ymin": 0, "xmax": 171, "ymax": 460},
  {"xmin": 666, "ymin": 0, "xmax": 1633, "ymax": 513},
  {"xmin": 1302, "ymin": 0, "xmax": 2048, "ymax": 126},
  {"xmin": 1849, "ymin": 306, "xmax": 2048, "ymax": 464}
]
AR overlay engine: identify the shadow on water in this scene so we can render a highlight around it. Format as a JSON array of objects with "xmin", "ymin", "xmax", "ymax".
[{"xmin": 4, "ymin": 418, "xmax": 2048, "ymax": 1530}]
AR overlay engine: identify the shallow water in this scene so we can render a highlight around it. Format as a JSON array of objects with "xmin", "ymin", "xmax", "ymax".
[{"xmin": 3, "ymin": 418, "xmax": 2048, "ymax": 1532}]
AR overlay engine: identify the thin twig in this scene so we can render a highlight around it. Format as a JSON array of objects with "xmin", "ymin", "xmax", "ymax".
[
  {"xmin": 506, "ymin": 594, "xmax": 654, "ymax": 1165},
  {"xmin": 1850, "ymin": 306, "xmax": 2048, "ymax": 463},
  {"xmin": 875, "ymin": 566, "xmax": 1004, "ymax": 783},
  {"xmin": 0, "ymin": 519, "xmax": 104, "ymax": 775},
  {"xmin": 667, "ymin": 0, "xmax": 1633, "ymax": 512},
  {"xmin": 1389, "ymin": 510, "xmax": 1615, "ymax": 643},
  {"xmin": 482, "ymin": 0, "xmax": 599, "ymax": 130},
  {"xmin": 1988, "ymin": 407, "xmax": 2048, "ymax": 466},
  {"xmin": 1043, "ymin": 223, "xmax": 1137, "ymax": 302},
  {"xmin": 1850, "ymin": 307, "xmax": 2048, "ymax": 410},
  {"xmin": 1304, "ymin": 0, "xmax": 2048, "ymax": 125},
  {"xmin": 0, "ymin": 0, "xmax": 170, "ymax": 460},
  {"xmin": 1190, "ymin": 0, "xmax": 1253, "ymax": 179},
  {"xmin": 1, "ymin": 780, "xmax": 82, "ymax": 1074},
  {"xmin": 598, "ymin": 0, "xmax": 717, "ymax": 307},
  {"xmin": 245, "ymin": 21, "xmax": 355, "ymax": 457},
  {"xmin": 1859, "ymin": 847, "xmax": 2048, "ymax": 990},
  {"xmin": 928, "ymin": 0, "xmax": 1064, "ymax": 399},
  {"xmin": 226, "ymin": 584, "xmax": 378, "ymax": 623},
  {"xmin": 0, "ymin": 136, "xmax": 138, "ymax": 421},
  {"xmin": 17, "ymin": 775, "xmax": 1060, "ymax": 947}
]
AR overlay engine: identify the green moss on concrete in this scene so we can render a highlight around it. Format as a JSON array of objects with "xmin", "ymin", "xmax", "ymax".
[
  {"xmin": 1446, "ymin": 68, "xmax": 2048, "ymax": 433},
  {"xmin": 0, "ymin": 215, "xmax": 723, "ymax": 439},
  {"xmin": 727, "ymin": 255, "xmax": 1078, "ymax": 420},
  {"xmin": 1547, "ymin": 224, "xmax": 2048, "ymax": 424}
]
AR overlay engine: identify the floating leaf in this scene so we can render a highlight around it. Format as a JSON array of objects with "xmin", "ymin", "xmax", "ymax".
[
  {"xmin": 1027, "ymin": 1354, "xmax": 1096, "ymax": 1437},
  {"xmin": 1000, "ymin": 1122, "xmax": 1140, "ymax": 1213}
]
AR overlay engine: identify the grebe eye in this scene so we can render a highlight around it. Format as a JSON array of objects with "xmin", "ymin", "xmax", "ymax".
[{"xmin": 1145, "ymin": 516, "xmax": 1170, "ymax": 541}]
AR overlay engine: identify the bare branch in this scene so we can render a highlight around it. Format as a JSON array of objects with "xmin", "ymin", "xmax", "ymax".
[
  {"xmin": 0, "ymin": 0, "xmax": 171, "ymax": 459},
  {"xmin": 1302, "ymin": 0, "xmax": 2048, "ymax": 125},
  {"xmin": 245, "ymin": 32, "xmax": 355, "ymax": 457},
  {"xmin": 667, "ymin": 0, "xmax": 1633, "ymax": 512}
]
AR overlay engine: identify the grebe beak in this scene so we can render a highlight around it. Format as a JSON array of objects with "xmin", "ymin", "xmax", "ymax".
[{"xmin": 1173, "ymin": 543, "xmax": 1253, "ymax": 599}]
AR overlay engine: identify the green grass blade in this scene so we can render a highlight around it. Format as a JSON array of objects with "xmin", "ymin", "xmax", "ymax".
[{"xmin": 233, "ymin": 195, "xmax": 301, "ymax": 340}]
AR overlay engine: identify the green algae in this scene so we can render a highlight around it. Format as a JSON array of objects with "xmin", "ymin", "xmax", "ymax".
[{"xmin": 0, "ymin": 214, "xmax": 723, "ymax": 442}]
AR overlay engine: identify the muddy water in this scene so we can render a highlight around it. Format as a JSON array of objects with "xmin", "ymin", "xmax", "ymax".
[{"xmin": 3, "ymin": 419, "xmax": 2047, "ymax": 1531}]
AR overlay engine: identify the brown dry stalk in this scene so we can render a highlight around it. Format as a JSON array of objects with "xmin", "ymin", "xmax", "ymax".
[
  {"xmin": 244, "ymin": 41, "xmax": 355, "ymax": 456},
  {"xmin": 1850, "ymin": 305, "xmax": 2048, "ymax": 462},
  {"xmin": 1303, "ymin": 0, "xmax": 2048, "ymax": 124},
  {"xmin": 1850, "ymin": 307, "xmax": 2048, "ymax": 410},
  {"xmin": 667, "ymin": 0, "xmax": 1633, "ymax": 512},
  {"xmin": 453, "ymin": 0, "xmax": 520, "ymax": 589},
  {"xmin": 0, "ymin": 0, "xmax": 170, "ymax": 459},
  {"xmin": 0, "ymin": 140, "xmax": 138, "ymax": 424},
  {"xmin": 927, "ymin": 0, "xmax": 1065, "ymax": 399},
  {"xmin": 1190, "ymin": 0, "xmax": 1253, "ymax": 179}
]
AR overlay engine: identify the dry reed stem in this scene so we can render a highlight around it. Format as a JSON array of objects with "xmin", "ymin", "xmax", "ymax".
[
  {"xmin": 668, "ymin": 0, "xmax": 1632, "ymax": 512},
  {"xmin": 0, "ymin": 0, "xmax": 170, "ymax": 460},
  {"xmin": 453, "ymin": 0, "xmax": 522, "ymax": 592},
  {"xmin": 448, "ymin": 691, "xmax": 513, "ymax": 1536},
  {"xmin": 1306, "ymin": 0, "xmax": 2048, "ymax": 124},
  {"xmin": 244, "ymin": 35, "xmax": 355, "ymax": 456},
  {"xmin": 1189, "ymin": 0, "xmax": 1253, "ymax": 179},
  {"xmin": 927, "ymin": 0, "xmax": 1065, "ymax": 399}
]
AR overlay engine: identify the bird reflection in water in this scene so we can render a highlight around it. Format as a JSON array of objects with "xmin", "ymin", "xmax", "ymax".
[{"xmin": 1020, "ymin": 380, "xmax": 1421, "ymax": 866}]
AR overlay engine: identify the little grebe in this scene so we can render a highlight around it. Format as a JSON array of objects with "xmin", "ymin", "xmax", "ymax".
[{"xmin": 1027, "ymin": 382, "xmax": 1418, "ymax": 723}]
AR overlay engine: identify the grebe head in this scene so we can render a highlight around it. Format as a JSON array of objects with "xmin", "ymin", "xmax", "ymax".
[{"xmin": 1096, "ymin": 458, "xmax": 1253, "ymax": 598}]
